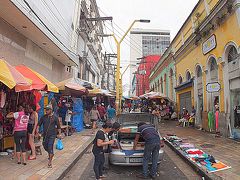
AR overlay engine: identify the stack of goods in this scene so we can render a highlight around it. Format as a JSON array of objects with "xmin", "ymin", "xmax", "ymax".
[{"xmin": 165, "ymin": 135, "xmax": 231, "ymax": 173}]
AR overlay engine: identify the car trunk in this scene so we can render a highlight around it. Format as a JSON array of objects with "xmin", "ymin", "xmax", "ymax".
[{"xmin": 116, "ymin": 126, "xmax": 145, "ymax": 151}]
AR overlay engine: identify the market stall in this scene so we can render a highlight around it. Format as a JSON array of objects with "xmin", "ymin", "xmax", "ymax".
[
  {"xmin": 0, "ymin": 62, "xmax": 59, "ymax": 151},
  {"xmin": 164, "ymin": 135, "xmax": 231, "ymax": 177},
  {"xmin": 0, "ymin": 60, "xmax": 32, "ymax": 151}
]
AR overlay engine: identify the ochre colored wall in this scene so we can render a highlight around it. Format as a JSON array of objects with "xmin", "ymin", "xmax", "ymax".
[{"xmin": 175, "ymin": 14, "xmax": 240, "ymax": 113}]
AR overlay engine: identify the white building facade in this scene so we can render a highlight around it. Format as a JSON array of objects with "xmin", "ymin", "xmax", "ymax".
[{"xmin": 0, "ymin": 0, "xmax": 104, "ymax": 85}]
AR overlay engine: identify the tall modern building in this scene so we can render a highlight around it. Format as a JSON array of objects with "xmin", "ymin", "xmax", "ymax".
[{"xmin": 129, "ymin": 28, "xmax": 170, "ymax": 95}]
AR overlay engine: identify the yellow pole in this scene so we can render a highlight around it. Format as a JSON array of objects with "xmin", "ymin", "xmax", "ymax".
[{"xmin": 113, "ymin": 20, "xmax": 138, "ymax": 115}]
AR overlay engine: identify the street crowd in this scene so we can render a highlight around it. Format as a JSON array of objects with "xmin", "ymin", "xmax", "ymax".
[{"xmin": 6, "ymin": 96, "xmax": 197, "ymax": 180}]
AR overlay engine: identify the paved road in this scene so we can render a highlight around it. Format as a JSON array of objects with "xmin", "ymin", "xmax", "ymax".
[{"xmin": 64, "ymin": 145, "xmax": 201, "ymax": 180}]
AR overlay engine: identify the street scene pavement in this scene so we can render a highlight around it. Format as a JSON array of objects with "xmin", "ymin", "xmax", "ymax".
[
  {"xmin": 159, "ymin": 120, "xmax": 240, "ymax": 180},
  {"xmin": 1, "ymin": 0, "xmax": 240, "ymax": 180},
  {"xmin": 64, "ymin": 145, "xmax": 200, "ymax": 180}
]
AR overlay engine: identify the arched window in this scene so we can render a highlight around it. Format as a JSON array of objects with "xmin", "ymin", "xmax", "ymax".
[
  {"xmin": 179, "ymin": 76, "xmax": 183, "ymax": 85},
  {"xmin": 209, "ymin": 57, "xmax": 218, "ymax": 81},
  {"xmin": 186, "ymin": 71, "xmax": 191, "ymax": 81},
  {"xmin": 160, "ymin": 77, "xmax": 163, "ymax": 93},
  {"xmin": 196, "ymin": 66, "xmax": 202, "ymax": 78},
  {"xmin": 170, "ymin": 68, "xmax": 173, "ymax": 77},
  {"xmin": 169, "ymin": 68, "xmax": 174, "ymax": 99},
  {"xmin": 228, "ymin": 46, "xmax": 238, "ymax": 63},
  {"xmin": 210, "ymin": 58, "xmax": 218, "ymax": 71},
  {"xmin": 164, "ymin": 74, "xmax": 167, "ymax": 95}
]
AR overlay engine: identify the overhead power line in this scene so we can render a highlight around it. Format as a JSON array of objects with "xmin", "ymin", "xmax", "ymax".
[{"xmin": 98, "ymin": 7, "xmax": 143, "ymax": 51}]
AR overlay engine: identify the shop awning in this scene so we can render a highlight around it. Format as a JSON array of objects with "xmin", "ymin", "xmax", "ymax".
[
  {"xmin": 0, "ymin": 59, "xmax": 32, "ymax": 91},
  {"xmin": 88, "ymin": 88, "xmax": 104, "ymax": 96},
  {"xmin": 88, "ymin": 88, "xmax": 114, "ymax": 97},
  {"xmin": 15, "ymin": 65, "xmax": 58, "ymax": 93},
  {"xmin": 175, "ymin": 78, "xmax": 194, "ymax": 92},
  {"xmin": 148, "ymin": 92, "xmax": 166, "ymax": 99},
  {"xmin": 56, "ymin": 78, "xmax": 87, "ymax": 93},
  {"xmin": 139, "ymin": 92, "xmax": 157, "ymax": 99}
]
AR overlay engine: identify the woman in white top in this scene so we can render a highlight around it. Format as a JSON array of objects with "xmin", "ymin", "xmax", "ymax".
[{"xmin": 90, "ymin": 105, "xmax": 100, "ymax": 134}]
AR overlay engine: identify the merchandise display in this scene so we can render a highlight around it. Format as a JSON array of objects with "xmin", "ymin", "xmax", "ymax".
[{"xmin": 165, "ymin": 135, "xmax": 231, "ymax": 173}]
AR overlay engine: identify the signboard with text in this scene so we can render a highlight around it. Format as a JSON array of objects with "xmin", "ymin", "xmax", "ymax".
[
  {"xmin": 206, "ymin": 82, "xmax": 221, "ymax": 93},
  {"xmin": 202, "ymin": 34, "xmax": 217, "ymax": 55}
]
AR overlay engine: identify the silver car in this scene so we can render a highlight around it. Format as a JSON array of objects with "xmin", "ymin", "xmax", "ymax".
[{"xmin": 109, "ymin": 112, "xmax": 164, "ymax": 166}]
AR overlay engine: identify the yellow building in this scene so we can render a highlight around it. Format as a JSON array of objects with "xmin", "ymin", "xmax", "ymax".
[{"xmin": 168, "ymin": 0, "xmax": 240, "ymax": 137}]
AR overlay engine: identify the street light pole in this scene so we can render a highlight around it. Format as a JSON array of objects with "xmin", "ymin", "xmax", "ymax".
[
  {"xmin": 114, "ymin": 20, "xmax": 150, "ymax": 115},
  {"xmin": 99, "ymin": 19, "xmax": 150, "ymax": 114}
]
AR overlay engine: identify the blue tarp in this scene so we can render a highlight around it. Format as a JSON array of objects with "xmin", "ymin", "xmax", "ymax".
[{"xmin": 72, "ymin": 98, "xmax": 84, "ymax": 132}]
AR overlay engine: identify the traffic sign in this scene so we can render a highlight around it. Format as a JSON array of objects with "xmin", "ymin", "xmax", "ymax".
[{"xmin": 206, "ymin": 82, "xmax": 221, "ymax": 93}]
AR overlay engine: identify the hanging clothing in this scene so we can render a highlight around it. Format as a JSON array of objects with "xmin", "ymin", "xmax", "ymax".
[
  {"xmin": 72, "ymin": 98, "xmax": 84, "ymax": 132},
  {"xmin": 0, "ymin": 90, "xmax": 6, "ymax": 108},
  {"xmin": 215, "ymin": 110, "xmax": 219, "ymax": 131}
]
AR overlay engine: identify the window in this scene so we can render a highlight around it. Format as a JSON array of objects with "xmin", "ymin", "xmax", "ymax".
[
  {"xmin": 179, "ymin": 76, "xmax": 183, "ymax": 85},
  {"xmin": 210, "ymin": 58, "xmax": 218, "ymax": 71},
  {"xmin": 160, "ymin": 77, "xmax": 163, "ymax": 93},
  {"xmin": 186, "ymin": 71, "xmax": 191, "ymax": 81},
  {"xmin": 228, "ymin": 46, "xmax": 238, "ymax": 63},
  {"xmin": 196, "ymin": 66, "xmax": 202, "ymax": 78},
  {"xmin": 66, "ymin": 66, "xmax": 71, "ymax": 73}
]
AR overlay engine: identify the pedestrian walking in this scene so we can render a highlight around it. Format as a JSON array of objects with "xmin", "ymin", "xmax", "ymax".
[
  {"xmin": 7, "ymin": 105, "xmax": 29, "ymax": 165},
  {"xmin": 90, "ymin": 105, "xmax": 101, "ymax": 134},
  {"xmin": 36, "ymin": 105, "xmax": 61, "ymax": 168},
  {"xmin": 107, "ymin": 105, "xmax": 116, "ymax": 122},
  {"xmin": 97, "ymin": 103, "xmax": 106, "ymax": 122},
  {"xmin": 133, "ymin": 122, "xmax": 160, "ymax": 179},
  {"xmin": 92, "ymin": 122, "xmax": 115, "ymax": 180},
  {"xmin": 152, "ymin": 107, "xmax": 161, "ymax": 123},
  {"xmin": 104, "ymin": 122, "xmax": 121, "ymax": 169},
  {"xmin": 27, "ymin": 105, "xmax": 38, "ymax": 160}
]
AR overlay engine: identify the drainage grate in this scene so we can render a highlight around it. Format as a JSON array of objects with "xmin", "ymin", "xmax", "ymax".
[{"xmin": 200, "ymin": 144, "xmax": 215, "ymax": 148}]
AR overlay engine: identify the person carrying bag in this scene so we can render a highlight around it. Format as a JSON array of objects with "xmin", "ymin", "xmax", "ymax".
[{"xmin": 36, "ymin": 105, "xmax": 61, "ymax": 168}]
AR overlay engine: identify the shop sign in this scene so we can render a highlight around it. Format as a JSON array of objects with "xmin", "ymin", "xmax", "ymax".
[
  {"xmin": 206, "ymin": 82, "xmax": 221, "ymax": 93},
  {"xmin": 202, "ymin": 35, "xmax": 217, "ymax": 55}
]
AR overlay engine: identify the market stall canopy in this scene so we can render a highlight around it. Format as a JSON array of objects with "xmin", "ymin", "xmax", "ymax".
[
  {"xmin": 148, "ymin": 92, "xmax": 166, "ymax": 99},
  {"xmin": 15, "ymin": 65, "xmax": 58, "ymax": 93},
  {"xmin": 56, "ymin": 78, "xmax": 87, "ymax": 93},
  {"xmin": 88, "ymin": 88, "xmax": 113, "ymax": 97},
  {"xmin": 123, "ymin": 96, "xmax": 139, "ymax": 100},
  {"xmin": 0, "ymin": 59, "xmax": 32, "ymax": 92},
  {"xmin": 139, "ymin": 92, "xmax": 157, "ymax": 99}
]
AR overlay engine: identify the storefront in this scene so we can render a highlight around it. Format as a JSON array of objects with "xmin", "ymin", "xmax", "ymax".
[
  {"xmin": 175, "ymin": 79, "xmax": 194, "ymax": 115},
  {"xmin": 222, "ymin": 43, "xmax": 240, "ymax": 137},
  {"xmin": 0, "ymin": 60, "xmax": 59, "ymax": 151}
]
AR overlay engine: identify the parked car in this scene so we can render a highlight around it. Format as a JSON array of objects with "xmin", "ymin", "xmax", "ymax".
[{"xmin": 109, "ymin": 112, "xmax": 164, "ymax": 166}]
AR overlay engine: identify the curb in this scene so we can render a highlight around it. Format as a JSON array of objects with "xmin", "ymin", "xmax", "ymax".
[
  {"xmin": 164, "ymin": 140, "xmax": 222, "ymax": 180},
  {"xmin": 48, "ymin": 135, "xmax": 95, "ymax": 180}
]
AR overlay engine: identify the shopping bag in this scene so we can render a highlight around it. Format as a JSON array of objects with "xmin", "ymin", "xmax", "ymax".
[{"xmin": 56, "ymin": 139, "xmax": 64, "ymax": 150}]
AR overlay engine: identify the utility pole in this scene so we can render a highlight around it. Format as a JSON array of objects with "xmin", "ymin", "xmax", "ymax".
[
  {"xmin": 105, "ymin": 53, "xmax": 117, "ymax": 90},
  {"xmin": 107, "ymin": 55, "xmax": 110, "ymax": 90}
]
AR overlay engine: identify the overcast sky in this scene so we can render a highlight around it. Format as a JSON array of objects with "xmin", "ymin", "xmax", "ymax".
[{"xmin": 97, "ymin": 0, "xmax": 199, "ymax": 94}]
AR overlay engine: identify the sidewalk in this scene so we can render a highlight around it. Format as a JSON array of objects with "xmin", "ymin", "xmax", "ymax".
[
  {"xmin": 159, "ymin": 120, "xmax": 240, "ymax": 180},
  {"xmin": 0, "ymin": 129, "xmax": 94, "ymax": 180}
]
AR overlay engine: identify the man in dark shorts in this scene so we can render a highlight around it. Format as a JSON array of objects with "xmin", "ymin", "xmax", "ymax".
[
  {"xmin": 36, "ymin": 105, "xmax": 61, "ymax": 168},
  {"xmin": 133, "ymin": 122, "xmax": 160, "ymax": 179},
  {"xmin": 92, "ymin": 122, "xmax": 115, "ymax": 180}
]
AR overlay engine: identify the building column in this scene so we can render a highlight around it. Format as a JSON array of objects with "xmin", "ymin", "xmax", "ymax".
[
  {"xmin": 202, "ymin": 71, "xmax": 207, "ymax": 112},
  {"xmin": 234, "ymin": 0, "xmax": 240, "ymax": 27},
  {"xmin": 218, "ymin": 62, "xmax": 225, "ymax": 112}
]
